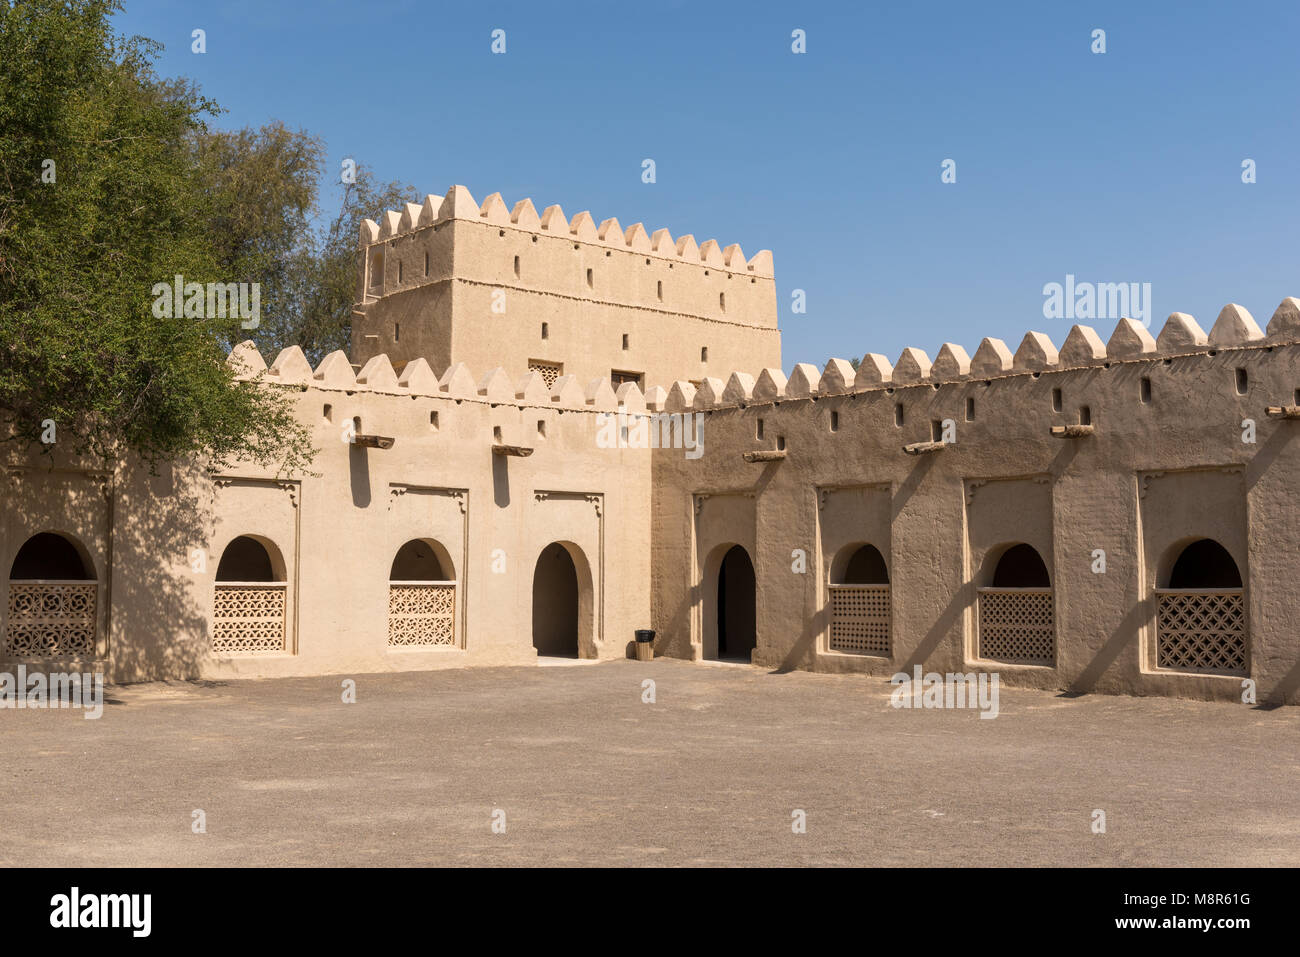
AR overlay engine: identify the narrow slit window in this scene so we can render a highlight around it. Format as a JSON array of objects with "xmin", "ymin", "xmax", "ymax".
[
  {"xmin": 398, "ymin": 260, "xmax": 403, "ymax": 283},
  {"xmin": 424, "ymin": 251, "xmax": 429, "ymax": 276},
  {"xmin": 965, "ymin": 396, "xmax": 975, "ymax": 421},
  {"xmin": 894, "ymin": 404, "xmax": 904, "ymax": 427},
  {"xmin": 394, "ymin": 323, "xmax": 399, "ymax": 342},
  {"xmin": 537, "ymin": 419, "xmax": 546, "ymax": 438},
  {"xmin": 719, "ymin": 292, "xmax": 726, "ymax": 312},
  {"xmin": 586, "ymin": 268, "xmax": 593, "ymax": 288},
  {"xmin": 657, "ymin": 280, "xmax": 663, "ymax": 301},
  {"xmin": 514, "ymin": 255, "xmax": 520, "ymax": 278},
  {"xmin": 1051, "ymin": 387, "xmax": 1062, "ymax": 412},
  {"xmin": 622, "ymin": 334, "xmax": 629, "ymax": 350},
  {"xmin": 1140, "ymin": 377, "xmax": 1151, "ymax": 403},
  {"xmin": 776, "ymin": 435, "xmax": 786, "ymax": 451},
  {"xmin": 1079, "ymin": 405, "xmax": 1092, "ymax": 426},
  {"xmin": 541, "ymin": 322, "xmax": 548, "ymax": 339},
  {"xmin": 701, "ymin": 347, "xmax": 708, "ymax": 363},
  {"xmin": 429, "ymin": 411, "xmax": 439, "ymax": 430},
  {"xmin": 756, "ymin": 418, "xmax": 765, "ymax": 440},
  {"xmin": 1235, "ymin": 368, "xmax": 1248, "ymax": 395},
  {"xmin": 931, "ymin": 420, "xmax": 943, "ymax": 441},
  {"xmin": 830, "ymin": 411, "xmax": 840, "ymax": 432}
]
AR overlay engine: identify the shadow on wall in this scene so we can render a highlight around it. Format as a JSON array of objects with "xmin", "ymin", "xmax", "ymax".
[
  {"xmin": 99, "ymin": 462, "xmax": 213, "ymax": 682},
  {"xmin": 1070, "ymin": 595, "xmax": 1152, "ymax": 695},
  {"xmin": 492, "ymin": 453, "xmax": 509, "ymax": 508},
  {"xmin": 349, "ymin": 442, "xmax": 370, "ymax": 508}
]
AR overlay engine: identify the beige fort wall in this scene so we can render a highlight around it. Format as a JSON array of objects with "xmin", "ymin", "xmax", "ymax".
[
  {"xmin": 0, "ymin": 345, "xmax": 653, "ymax": 683},
  {"xmin": 8, "ymin": 172, "xmax": 1300, "ymax": 706},
  {"xmin": 351, "ymin": 185, "xmax": 781, "ymax": 391},
  {"xmin": 650, "ymin": 301, "xmax": 1300, "ymax": 705}
]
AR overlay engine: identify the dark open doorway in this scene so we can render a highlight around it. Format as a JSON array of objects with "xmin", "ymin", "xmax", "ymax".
[
  {"xmin": 532, "ymin": 542, "xmax": 579, "ymax": 657},
  {"xmin": 715, "ymin": 545, "xmax": 756, "ymax": 661}
]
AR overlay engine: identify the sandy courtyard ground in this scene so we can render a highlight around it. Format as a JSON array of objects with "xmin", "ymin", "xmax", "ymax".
[{"xmin": 1, "ymin": 658, "xmax": 1296, "ymax": 866}]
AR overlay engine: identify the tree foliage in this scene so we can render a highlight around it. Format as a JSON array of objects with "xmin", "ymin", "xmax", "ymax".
[
  {"xmin": 0, "ymin": 0, "xmax": 315, "ymax": 472},
  {"xmin": 284, "ymin": 169, "xmax": 419, "ymax": 364},
  {"xmin": 193, "ymin": 124, "xmax": 418, "ymax": 364}
]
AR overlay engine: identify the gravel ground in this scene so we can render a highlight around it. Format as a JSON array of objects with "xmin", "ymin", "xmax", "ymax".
[{"xmin": 1, "ymin": 658, "xmax": 1296, "ymax": 866}]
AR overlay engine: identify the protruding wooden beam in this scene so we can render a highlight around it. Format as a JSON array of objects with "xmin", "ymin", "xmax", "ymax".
[
  {"xmin": 1265, "ymin": 405, "xmax": 1300, "ymax": 419},
  {"xmin": 742, "ymin": 450, "xmax": 786, "ymax": 463},
  {"xmin": 903, "ymin": 440, "xmax": 945, "ymax": 455},
  {"xmin": 353, "ymin": 434, "xmax": 394, "ymax": 449},
  {"xmin": 1050, "ymin": 425, "xmax": 1095, "ymax": 438},
  {"xmin": 492, "ymin": 444, "xmax": 534, "ymax": 457}
]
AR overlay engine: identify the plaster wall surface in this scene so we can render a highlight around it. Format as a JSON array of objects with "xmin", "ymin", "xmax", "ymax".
[
  {"xmin": 5, "ymin": 178, "xmax": 1300, "ymax": 706},
  {"xmin": 0, "ymin": 350, "xmax": 652, "ymax": 682},
  {"xmin": 351, "ymin": 186, "xmax": 781, "ymax": 390},
  {"xmin": 651, "ymin": 319, "xmax": 1300, "ymax": 705}
]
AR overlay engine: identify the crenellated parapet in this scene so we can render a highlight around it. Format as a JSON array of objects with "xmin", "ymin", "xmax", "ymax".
[
  {"xmin": 359, "ymin": 184, "xmax": 774, "ymax": 279},
  {"xmin": 668, "ymin": 300, "xmax": 1300, "ymax": 410},
  {"xmin": 351, "ymin": 183, "xmax": 783, "ymax": 395},
  {"xmin": 287, "ymin": 297, "xmax": 1297, "ymax": 418},
  {"xmin": 225, "ymin": 342, "xmax": 653, "ymax": 415}
]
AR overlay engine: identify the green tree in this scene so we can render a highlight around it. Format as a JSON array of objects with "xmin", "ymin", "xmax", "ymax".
[
  {"xmin": 289, "ymin": 167, "xmax": 419, "ymax": 364},
  {"xmin": 0, "ymin": 0, "xmax": 314, "ymax": 472},
  {"xmin": 194, "ymin": 120, "xmax": 325, "ymax": 352},
  {"xmin": 193, "ymin": 124, "xmax": 416, "ymax": 364}
]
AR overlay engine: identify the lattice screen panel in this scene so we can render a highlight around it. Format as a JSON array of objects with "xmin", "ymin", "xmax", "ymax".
[
  {"xmin": 829, "ymin": 584, "xmax": 891, "ymax": 656},
  {"xmin": 1156, "ymin": 590, "xmax": 1246, "ymax": 675},
  {"xmin": 212, "ymin": 584, "xmax": 286, "ymax": 653},
  {"xmin": 528, "ymin": 361, "xmax": 562, "ymax": 390},
  {"xmin": 978, "ymin": 588, "xmax": 1055, "ymax": 665},
  {"xmin": 5, "ymin": 582, "xmax": 96, "ymax": 657},
  {"xmin": 388, "ymin": 583, "xmax": 456, "ymax": 647}
]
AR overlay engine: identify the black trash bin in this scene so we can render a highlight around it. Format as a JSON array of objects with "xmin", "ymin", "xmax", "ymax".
[{"xmin": 634, "ymin": 629, "xmax": 655, "ymax": 661}]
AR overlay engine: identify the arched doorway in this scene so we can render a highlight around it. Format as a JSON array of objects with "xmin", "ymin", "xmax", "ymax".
[
  {"xmin": 977, "ymin": 542, "xmax": 1054, "ymax": 665},
  {"xmin": 6, "ymin": 532, "xmax": 97, "ymax": 657},
  {"xmin": 828, "ymin": 543, "xmax": 891, "ymax": 656},
  {"xmin": 212, "ymin": 535, "xmax": 286, "ymax": 654},
  {"xmin": 715, "ymin": 545, "xmax": 756, "ymax": 661},
  {"xmin": 388, "ymin": 539, "xmax": 456, "ymax": 647},
  {"xmin": 1156, "ymin": 538, "xmax": 1245, "ymax": 674},
  {"xmin": 533, "ymin": 542, "xmax": 593, "ymax": 658}
]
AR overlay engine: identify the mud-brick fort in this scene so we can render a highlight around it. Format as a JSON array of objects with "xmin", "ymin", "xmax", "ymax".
[{"xmin": 5, "ymin": 184, "xmax": 1300, "ymax": 705}]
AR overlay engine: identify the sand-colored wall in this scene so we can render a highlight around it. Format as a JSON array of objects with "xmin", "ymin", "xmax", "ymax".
[
  {"xmin": 0, "ymin": 345, "xmax": 653, "ymax": 682},
  {"xmin": 651, "ymin": 304, "xmax": 1300, "ymax": 705},
  {"xmin": 7, "ymin": 172, "xmax": 1300, "ymax": 710},
  {"xmin": 351, "ymin": 186, "xmax": 781, "ymax": 390}
]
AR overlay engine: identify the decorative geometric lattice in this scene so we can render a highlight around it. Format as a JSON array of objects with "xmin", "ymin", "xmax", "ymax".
[
  {"xmin": 528, "ymin": 361, "xmax": 563, "ymax": 390},
  {"xmin": 1156, "ymin": 590, "xmax": 1246, "ymax": 675},
  {"xmin": 212, "ymin": 584, "xmax": 286, "ymax": 654},
  {"xmin": 5, "ymin": 582, "xmax": 97, "ymax": 657},
  {"xmin": 388, "ymin": 583, "xmax": 456, "ymax": 647},
  {"xmin": 829, "ymin": 584, "xmax": 891, "ymax": 656},
  {"xmin": 978, "ymin": 587, "xmax": 1055, "ymax": 665}
]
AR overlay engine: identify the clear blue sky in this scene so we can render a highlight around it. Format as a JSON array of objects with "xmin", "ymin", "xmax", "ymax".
[{"xmin": 116, "ymin": 0, "xmax": 1300, "ymax": 373}]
